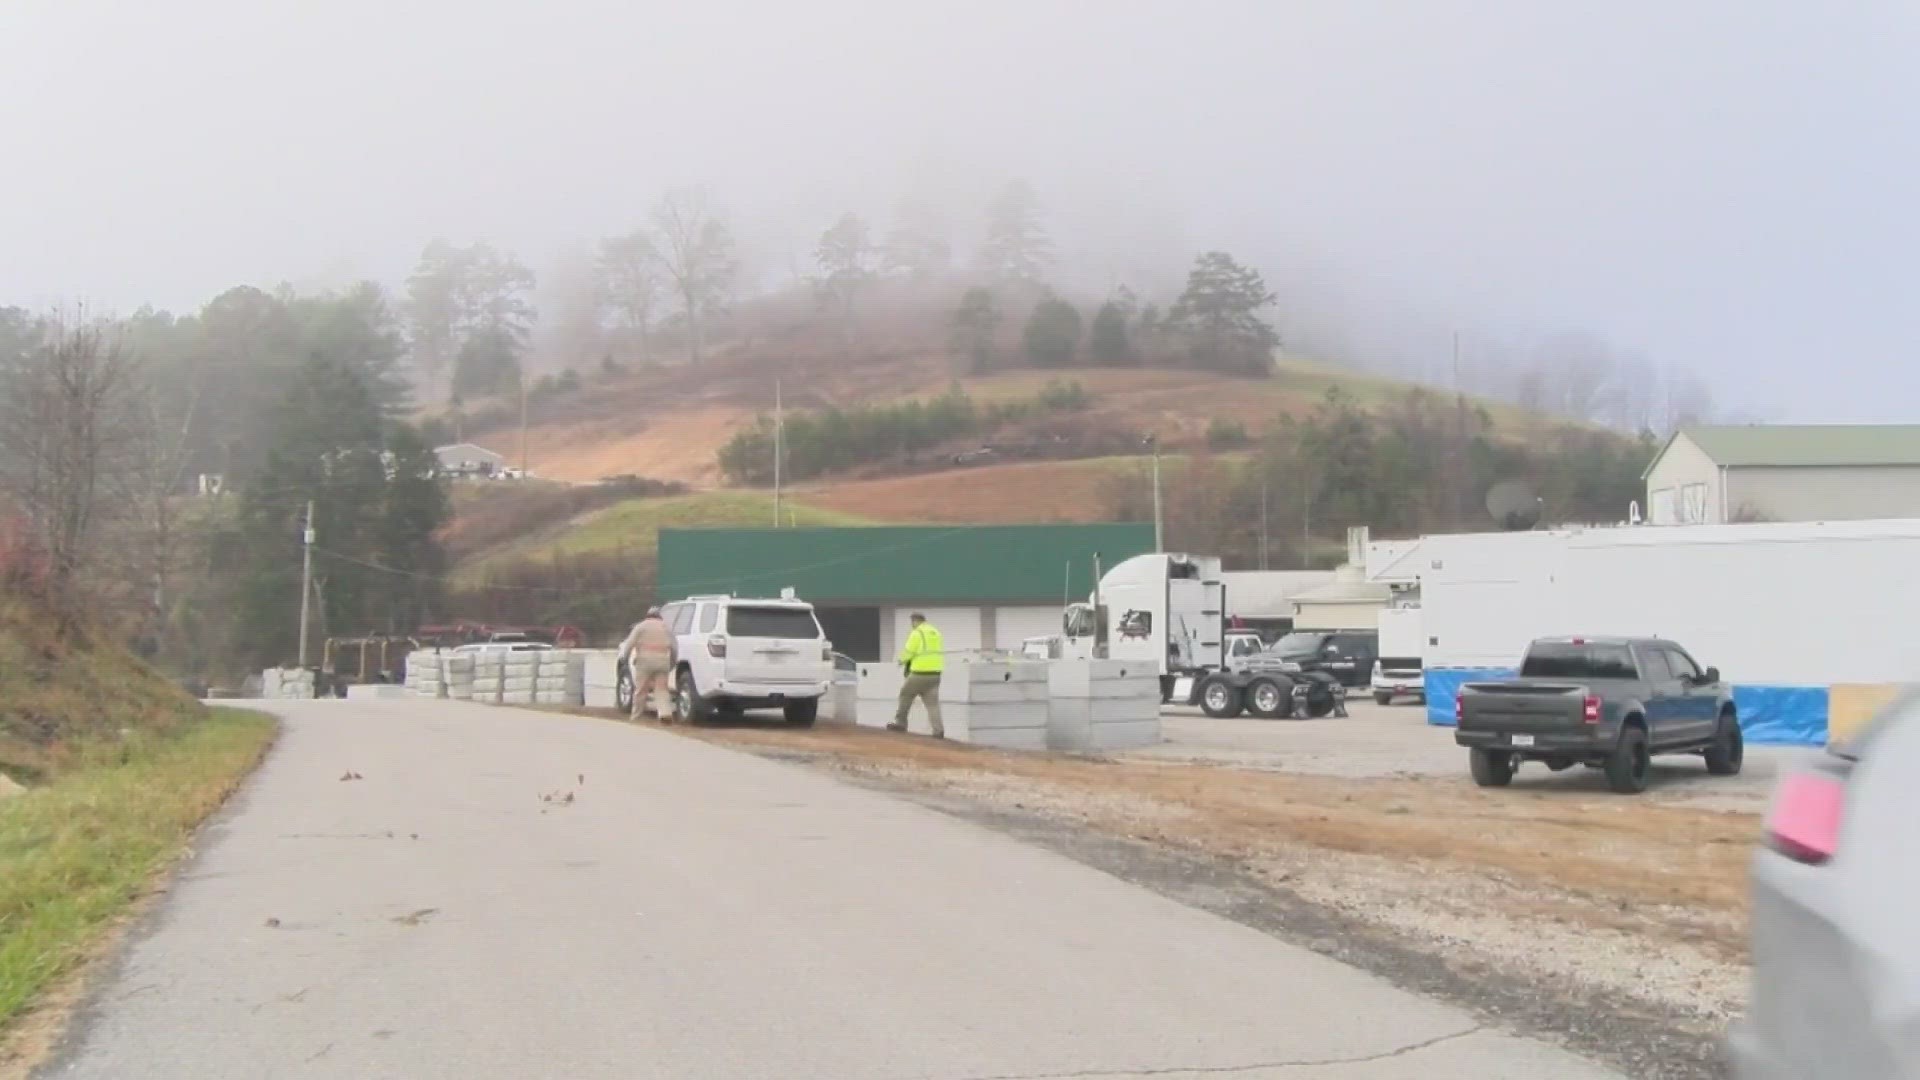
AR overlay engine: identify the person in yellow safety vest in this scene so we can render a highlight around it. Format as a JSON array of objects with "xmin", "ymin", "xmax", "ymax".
[{"xmin": 889, "ymin": 612, "xmax": 945, "ymax": 738}]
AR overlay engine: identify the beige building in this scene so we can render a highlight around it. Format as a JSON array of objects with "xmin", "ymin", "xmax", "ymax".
[
  {"xmin": 1289, "ymin": 565, "xmax": 1391, "ymax": 629},
  {"xmin": 1643, "ymin": 424, "xmax": 1920, "ymax": 525}
]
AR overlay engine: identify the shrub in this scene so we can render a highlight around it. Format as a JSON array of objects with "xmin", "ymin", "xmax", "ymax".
[{"xmin": 1206, "ymin": 418, "xmax": 1250, "ymax": 449}]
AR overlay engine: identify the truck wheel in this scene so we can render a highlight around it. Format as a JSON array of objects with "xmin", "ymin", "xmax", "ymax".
[
  {"xmin": 1198, "ymin": 677, "xmax": 1244, "ymax": 719},
  {"xmin": 784, "ymin": 698, "xmax": 818, "ymax": 727},
  {"xmin": 1606, "ymin": 725, "xmax": 1651, "ymax": 793},
  {"xmin": 1297, "ymin": 677, "xmax": 1337, "ymax": 719},
  {"xmin": 1372, "ymin": 691, "xmax": 1393, "ymax": 706},
  {"xmin": 1704, "ymin": 712, "xmax": 1744, "ymax": 776},
  {"xmin": 1246, "ymin": 677, "xmax": 1291, "ymax": 718},
  {"xmin": 1469, "ymin": 748, "xmax": 1515, "ymax": 787},
  {"xmin": 674, "ymin": 669, "xmax": 712, "ymax": 726}
]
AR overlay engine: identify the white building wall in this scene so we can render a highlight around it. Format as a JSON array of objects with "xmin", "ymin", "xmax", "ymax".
[
  {"xmin": 993, "ymin": 605, "xmax": 1062, "ymax": 650},
  {"xmin": 1421, "ymin": 519, "xmax": 1920, "ymax": 686},
  {"xmin": 888, "ymin": 606, "xmax": 984, "ymax": 659},
  {"xmin": 1729, "ymin": 465, "xmax": 1920, "ymax": 523},
  {"xmin": 1645, "ymin": 432, "xmax": 1724, "ymax": 525}
]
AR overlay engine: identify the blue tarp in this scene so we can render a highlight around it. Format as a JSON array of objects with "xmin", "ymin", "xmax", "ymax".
[
  {"xmin": 1731, "ymin": 685, "xmax": 1828, "ymax": 746},
  {"xmin": 1423, "ymin": 668, "xmax": 1516, "ymax": 725},
  {"xmin": 1422, "ymin": 667, "xmax": 1828, "ymax": 746}
]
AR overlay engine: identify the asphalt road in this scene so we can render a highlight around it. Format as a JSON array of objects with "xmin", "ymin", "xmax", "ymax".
[{"xmin": 45, "ymin": 699, "xmax": 1623, "ymax": 1079}]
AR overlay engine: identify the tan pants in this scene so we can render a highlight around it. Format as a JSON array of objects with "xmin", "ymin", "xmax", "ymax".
[
  {"xmin": 894, "ymin": 672, "xmax": 943, "ymax": 736},
  {"xmin": 630, "ymin": 658, "xmax": 672, "ymax": 720}
]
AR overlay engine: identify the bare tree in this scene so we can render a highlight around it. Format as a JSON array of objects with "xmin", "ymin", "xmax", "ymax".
[
  {"xmin": 0, "ymin": 315, "xmax": 139, "ymax": 616},
  {"xmin": 651, "ymin": 189, "xmax": 737, "ymax": 363},
  {"xmin": 120, "ymin": 379, "xmax": 202, "ymax": 656},
  {"xmin": 596, "ymin": 228, "xmax": 664, "ymax": 363},
  {"xmin": 814, "ymin": 212, "xmax": 875, "ymax": 332}
]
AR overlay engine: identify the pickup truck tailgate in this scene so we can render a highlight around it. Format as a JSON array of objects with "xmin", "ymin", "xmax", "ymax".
[{"xmin": 1459, "ymin": 682, "xmax": 1588, "ymax": 732}]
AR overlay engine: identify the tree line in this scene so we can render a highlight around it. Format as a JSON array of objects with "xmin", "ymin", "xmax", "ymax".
[
  {"xmin": 1099, "ymin": 387, "xmax": 1657, "ymax": 569},
  {"xmin": 0, "ymin": 289, "xmax": 451, "ymax": 681},
  {"xmin": 716, "ymin": 380, "xmax": 1092, "ymax": 485}
]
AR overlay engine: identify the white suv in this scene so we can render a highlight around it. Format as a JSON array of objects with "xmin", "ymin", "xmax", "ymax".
[{"xmin": 646, "ymin": 594, "xmax": 833, "ymax": 725}]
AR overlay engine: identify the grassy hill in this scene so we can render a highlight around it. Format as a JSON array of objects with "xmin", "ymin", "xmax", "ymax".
[
  {"xmin": 443, "ymin": 314, "xmax": 1619, "ymax": 578},
  {"xmin": 463, "ymin": 345, "xmax": 1553, "ymax": 489},
  {"xmin": 454, "ymin": 490, "xmax": 875, "ymax": 580},
  {"xmin": 0, "ymin": 595, "xmax": 275, "ymax": 1041}
]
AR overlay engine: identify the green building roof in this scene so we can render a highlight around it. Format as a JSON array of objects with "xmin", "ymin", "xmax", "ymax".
[
  {"xmin": 657, "ymin": 524, "xmax": 1154, "ymax": 605},
  {"xmin": 1665, "ymin": 424, "xmax": 1920, "ymax": 471}
]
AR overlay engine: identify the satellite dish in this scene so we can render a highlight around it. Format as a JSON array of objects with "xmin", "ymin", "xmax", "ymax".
[{"xmin": 1486, "ymin": 480, "xmax": 1543, "ymax": 531}]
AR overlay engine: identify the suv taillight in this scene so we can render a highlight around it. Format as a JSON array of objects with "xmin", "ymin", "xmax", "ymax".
[
  {"xmin": 1765, "ymin": 769, "xmax": 1847, "ymax": 865},
  {"xmin": 1582, "ymin": 695, "xmax": 1601, "ymax": 723},
  {"xmin": 707, "ymin": 635, "xmax": 726, "ymax": 658},
  {"xmin": 1454, "ymin": 692, "xmax": 1464, "ymax": 723},
  {"xmin": 821, "ymin": 644, "xmax": 832, "ymax": 661}
]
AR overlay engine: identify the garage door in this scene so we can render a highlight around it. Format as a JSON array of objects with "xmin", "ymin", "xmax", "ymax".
[
  {"xmin": 993, "ymin": 606, "xmax": 1062, "ymax": 650},
  {"xmin": 892, "ymin": 607, "xmax": 982, "ymax": 659}
]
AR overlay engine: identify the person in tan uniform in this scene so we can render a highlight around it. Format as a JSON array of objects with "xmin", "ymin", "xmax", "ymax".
[{"xmin": 620, "ymin": 606, "xmax": 675, "ymax": 721}]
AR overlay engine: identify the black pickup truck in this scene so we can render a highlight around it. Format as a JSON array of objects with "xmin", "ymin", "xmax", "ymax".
[{"xmin": 1455, "ymin": 636, "xmax": 1743, "ymax": 793}]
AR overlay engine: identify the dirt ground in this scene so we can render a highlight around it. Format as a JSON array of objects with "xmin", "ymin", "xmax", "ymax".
[
  {"xmin": 803, "ymin": 458, "xmax": 1136, "ymax": 523},
  {"xmin": 667, "ymin": 702, "xmax": 1788, "ymax": 1033}
]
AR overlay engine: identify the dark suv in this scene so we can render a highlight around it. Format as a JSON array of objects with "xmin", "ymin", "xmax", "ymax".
[{"xmin": 1455, "ymin": 636, "xmax": 1742, "ymax": 793}]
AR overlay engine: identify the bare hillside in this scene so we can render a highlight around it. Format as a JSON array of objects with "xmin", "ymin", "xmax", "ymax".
[{"xmin": 468, "ymin": 345, "xmax": 1547, "ymax": 488}]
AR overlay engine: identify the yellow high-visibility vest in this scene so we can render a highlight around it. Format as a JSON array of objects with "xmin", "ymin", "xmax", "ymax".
[{"xmin": 898, "ymin": 623, "xmax": 945, "ymax": 674}]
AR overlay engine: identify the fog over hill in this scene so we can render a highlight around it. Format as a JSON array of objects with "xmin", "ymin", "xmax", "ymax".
[{"xmin": 5, "ymin": 0, "xmax": 1916, "ymax": 420}]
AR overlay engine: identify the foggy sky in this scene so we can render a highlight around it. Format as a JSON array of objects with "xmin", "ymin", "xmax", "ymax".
[{"xmin": 4, "ymin": 0, "xmax": 1915, "ymax": 420}]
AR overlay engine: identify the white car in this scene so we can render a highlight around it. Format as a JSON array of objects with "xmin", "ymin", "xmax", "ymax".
[{"xmin": 657, "ymin": 594, "xmax": 834, "ymax": 725}]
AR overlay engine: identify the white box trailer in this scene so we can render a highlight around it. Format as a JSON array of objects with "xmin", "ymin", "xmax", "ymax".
[{"xmin": 1405, "ymin": 518, "xmax": 1920, "ymax": 744}]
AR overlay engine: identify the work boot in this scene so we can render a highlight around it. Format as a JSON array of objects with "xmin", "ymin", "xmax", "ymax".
[{"xmin": 886, "ymin": 722, "xmax": 906, "ymax": 732}]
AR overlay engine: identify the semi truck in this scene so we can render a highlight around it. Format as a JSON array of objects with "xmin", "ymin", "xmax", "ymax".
[{"xmin": 1026, "ymin": 553, "xmax": 1342, "ymax": 712}]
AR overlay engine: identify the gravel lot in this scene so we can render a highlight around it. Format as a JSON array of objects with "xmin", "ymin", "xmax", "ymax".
[{"xmin": 1138, "ymin": 699, "xmax": 1818, "ymax": 812}]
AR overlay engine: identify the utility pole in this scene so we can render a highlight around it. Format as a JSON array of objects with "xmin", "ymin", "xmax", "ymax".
[
  {"xmin": 1260, "ymin": 484, "xmax": 1270, "ymax": 570},
  {"xmin": 297, "ymin": 500, "xmax": 315, "ymax": 668},
  {"xmin": 772, "ymin": 378, "xmax": 783, "ymax": 528},
  {"xmin": 518, "ymin": 372, "xmax": 530, "ymax": 477},
  {"xmin": 1148, "ymin": 435, "xmax": 1164, "ymax": 553},
  {"xmin": 1451, "ymin": 330, "xmax": 1461, "ymax": 391},
  {"xmin": 1301, "ymin": 481, "xmax": 1312, "ymax": 569}
]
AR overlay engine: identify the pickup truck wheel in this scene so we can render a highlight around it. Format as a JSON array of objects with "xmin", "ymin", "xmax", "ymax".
[
  {"xmin": 1704, "ymin": 713, "xmax": 1744, "ymax": 775},
  {"xmin": 614, "ymin": 665, "xmax": 634, "ymax": 714},
  {"xmin": 1606, "ymin": 726, "xmax": 1651, "ymax": 793},
  {"xmin": 1198, "ymin": 677, "xmax": 1244, "ymax": 719},
  {"xmin": 1469, "ymin": 748, "xmax": 1515, "ymax": 787},
  {"xmin": 1372, "ymin": 691, "xmax": 1394, "ymax": 706},
  {"xmin": 1246, "ymin": 677, "xmax": 1291, "ymax": 718},
  {"xmin": 784, "ymin": 698, "xmax": 819, "ymax": 727}
]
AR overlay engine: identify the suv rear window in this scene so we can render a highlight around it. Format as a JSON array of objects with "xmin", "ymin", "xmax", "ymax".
[
  {"xmin": 1520, "ymin": 642, "xmax": 1637, "ymax": 680},
  {"xmin": 725, "ymin": 606, "xmax": 820, "ymax": 639}
]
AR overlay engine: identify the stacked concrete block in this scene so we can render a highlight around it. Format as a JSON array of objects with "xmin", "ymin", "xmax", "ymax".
[
  {"xmin": 1046, "ymin": 659, "xmax": 1163, "ymax": 752},
  {"xmin": 262, "ymin": 666, "xmax": 315, "ymax": 699},
  {"xmin": 470, "ymin": 653, "xmax": 504, "ymax": 704},
  {"xmin": 823, "ymin": 677, "xmax": 857, "ymax": 723},
  {"xmin": 855, "ymin": 663, "xmax": 905, "ymax": 729},
  {"xmin": 533, "ymin": 650, "xmax": 587, "ymax": 707},
  {"xmin": 500, "ymin": 651, "xmax": 539, "ymax": 705},
  {"xmin": 406, "ymin": 652, "xmax": 447, "ymax": 698},
  {"xmin": 940, "ymin": 660, "xmax": 1051, "ymax": 748},
  {"xmin": 444, "ymin": 654, "xmax": 475, "ymax": 701},
  {"xmin": 345, "ymin": 683, "xmax": 410, "ymax": 700},
  {"xmin": 581, "ymin": 649, "xmax": 620, "ymax": 709}
]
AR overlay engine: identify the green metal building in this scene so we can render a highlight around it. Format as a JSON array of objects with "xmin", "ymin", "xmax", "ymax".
[{"xmin": 657, "ymin": 524, "xmax": 1154, "ymax": 661}]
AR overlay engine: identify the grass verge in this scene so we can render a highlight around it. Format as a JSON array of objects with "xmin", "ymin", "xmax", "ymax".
[{"xmin": 0, "ymin": 707, "xmax": 277, "ymax": 1034}]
